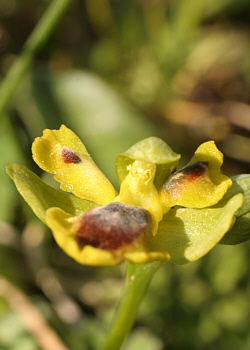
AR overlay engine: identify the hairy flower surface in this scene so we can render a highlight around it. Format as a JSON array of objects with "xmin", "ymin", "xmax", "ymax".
[{"xmin": 7, "ymin": 125, "xmax": 247, "ymax": 266}]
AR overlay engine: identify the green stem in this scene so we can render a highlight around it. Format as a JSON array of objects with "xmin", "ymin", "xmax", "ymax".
[
  {"xmin": 0, "ymin": 0, "xmax": 72, "ymax": 119},
  {"xmin": 101, "ymin": 261, "xmax": 165, "ymax": 350}
]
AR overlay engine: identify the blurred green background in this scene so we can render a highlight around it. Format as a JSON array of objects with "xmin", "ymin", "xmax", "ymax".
[{"xmin": 0, "ymin": 0, "xmax": 250, "ymax": 349}]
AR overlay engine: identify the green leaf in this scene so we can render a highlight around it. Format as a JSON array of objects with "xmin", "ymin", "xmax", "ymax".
[
  {"xmin": 115, "ymin": 137, "xmax": 180, "ymax": 190},
  {"xmin": 219, "ymin": 174, "xmax": 250, "ymax": 245},
  {"xmin": 6, "ymin": 163, "xmax": 98, "ymax": 223},
  {"xmin": 156, "ymin": 193, "xmax": 243, "ymax": 264}
]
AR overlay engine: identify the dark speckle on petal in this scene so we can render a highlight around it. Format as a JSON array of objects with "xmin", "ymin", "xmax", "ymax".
[
  {"xmin": 76, "ymin": 202, "xmax": 152, "ymax": 250},
  {"xmin": 62, "ymin": 147, "xmax": 81, "ymax": 164},
  {"xmin": 163, "ymin": 161, "xmax": 208, "ymax": 192},
  {"xmin": 180, "ymin": 161, "xmax": 208, "ymax": 181}
]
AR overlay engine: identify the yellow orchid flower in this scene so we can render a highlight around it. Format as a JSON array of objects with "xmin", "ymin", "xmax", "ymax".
[{"xmin": 7, "ymin": 125, "xmax": 245, "ymax": 266}]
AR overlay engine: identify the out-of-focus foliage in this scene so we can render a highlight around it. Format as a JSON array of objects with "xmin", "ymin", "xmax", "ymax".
[{"xmin": 0, "ymin": 0, "xmax": 250, "ymax": 349}]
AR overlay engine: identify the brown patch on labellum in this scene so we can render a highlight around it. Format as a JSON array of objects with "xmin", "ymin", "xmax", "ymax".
[
  {"xmin": 76, "ymin": 202, "xmax": 152, "ymax": 251},
  {"xmin": 163, "ymin": 161, "xmax": 208, "ymax": 193},
  {"xmin": 62, "ymin": 147, "xmax": 81, "ymax": 164}
]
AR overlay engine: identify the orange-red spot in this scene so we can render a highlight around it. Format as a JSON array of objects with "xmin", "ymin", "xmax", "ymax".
[
  {"xmin": 181, "ymin": 161, "xmax": 208, "ymax": 181},
  {"xmin": 62, "ymin": 147, "xmax": 81, "ymax": 164},
  {"xmin": 163, "ymin": 161, "xmax": 208, "ymax": 194},
  {"xmin": 76, "ymin": 202, "xmax": 152, "ymax": 250}
]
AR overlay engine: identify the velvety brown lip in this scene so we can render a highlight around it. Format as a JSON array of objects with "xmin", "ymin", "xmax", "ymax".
[
  {"xmin": 62, "ymin": 147, "xmax": 82, "ymax": 164},
  {"xmin": 76, "ymin": 202, "xmax": 152, "ymax": 250}
]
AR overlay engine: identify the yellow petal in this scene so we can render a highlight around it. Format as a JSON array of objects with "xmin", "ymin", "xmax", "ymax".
[
  {"xmin": 32, "ymin": 125, "xmax": 117, "ymax": 205},
  {"xmin": 160, "ymin": 141, "xmax": 232, "ymax": 208}
]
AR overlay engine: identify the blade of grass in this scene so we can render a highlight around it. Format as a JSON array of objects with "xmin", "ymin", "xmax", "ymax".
[{"xmin": 0, "ymin": 0, "xmax": 72, "ymax": 119}]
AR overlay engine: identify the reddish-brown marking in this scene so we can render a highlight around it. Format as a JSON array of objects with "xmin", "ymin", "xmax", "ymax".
[
  {"xmin": 76, "ymin": 202, "xmax": 152, "ymax": 251},
  {"xmin": 163, "ymin": 161, "xmax": 208, "ymax": 192},
  {"xmin": 62, "ymin": 147, "xmax": 81, "ymax": 164},
  {"xmin": 182, "ymin": 161, "xmax": 208, "ymax": 181}
]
